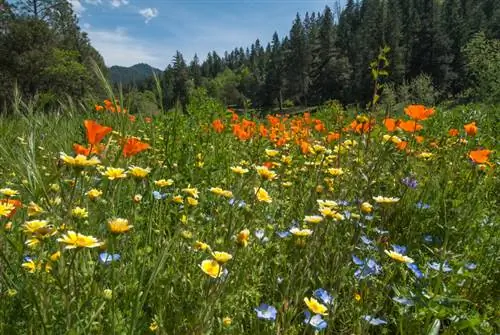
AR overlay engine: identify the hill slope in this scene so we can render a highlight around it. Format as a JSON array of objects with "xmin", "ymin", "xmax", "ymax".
[{"xmin": 109, "ymin": 63, "xmax": 162, "ymax": 85}]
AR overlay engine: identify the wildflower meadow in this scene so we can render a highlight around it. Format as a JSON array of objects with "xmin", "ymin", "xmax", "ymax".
[{"xmin": 0, "ymin": 90, "xmax": 498, "ymax": 334}]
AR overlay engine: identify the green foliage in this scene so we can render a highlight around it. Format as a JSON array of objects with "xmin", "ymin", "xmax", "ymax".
[{"xmin": 463, "ymin": 32, "xmax": 500, "ymax": 102}]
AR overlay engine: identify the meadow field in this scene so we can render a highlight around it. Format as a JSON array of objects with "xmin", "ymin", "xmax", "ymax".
[{"xmin": 0, "ymin": 94, "xmax": 498, "ymax": 334}]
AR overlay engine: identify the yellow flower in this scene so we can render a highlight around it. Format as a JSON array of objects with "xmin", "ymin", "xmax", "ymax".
[
  {"xmin": 25, "ymin": 238, "xmax": 41, "ymax": 248},
  {"xmin": 282, "ymin": 181, "xmax": 293, "ymax": 187},
  {"xmin": 0, "ymin": 202, "xmax": 16, "ymax": 218},
  {"xmin": 86, "ymin": 188, "xmax": 103, "ymax": 200},
  {"xmin": 103, "ymin": 289, "xmax": 113, "ymax": 300},
  {"xmin": 416, "ymin": 152, "xmax": 433, "ymax": 159},
  {"xmin": 182, "ymin": 186, "xmax": 199, "ymax": 199},
  {"xmin": 128, "ymin": 166, "xmax": 151, "ymax": 179},
  {"xmin": 281, "ymin": 155, "xmax": 292, "ymax": 165},
  {"xmin": 255, "ymin": 187, "xmax": 272, "ymax": 203},
  {"xmin": 290, "ymin": 227, "xmax": 313, "ymax": 237},
  {"xmin": 50, "ymin": 183, "xmax": 60, "ymax": 192},
  {"xmin": 60, "ymin": 152, "xmax": 100, "ymax": 167},
  {"xmin": 57, "ymin": 230, "xmax": 103, "ymax": 249},
  {"xmin": 49, "ymin": 197, "xmax": 62, "ymax": 206},
  {"xmin": 317, "ymin": 199, "xmax": 339, "ymax": 209},
  {"xmin": 27, "ymin": 202, "xmax": 44, "ymax": 217},
  {"xmin": 382, "ymin": 134, "xmax": 402, "ymax": 144},
  {"xmin": 384, "ymin": 250, "xmax": 414, "ymax": 263},
  {"xmin": 360, "ymin": 202, "xmax": 373, "ymax": 214},
  {"xmin": 101, "ymin": 167, "xmax": 127, "ymax": 180},
  {"xmin": 327, "ymin": 168, "xmax": 344, "ymax": 176},
  {"xmin": 230, "ymin": 166, "xmax": 249, "ymax": 175},
  {"xmin": 22, "ymin": 259, "xmax": 37, "ymax": 273},
  {"xmin": 209, "ymin": 187, "xmax": 233, "ymax": 198},
  {"xmin": 181, "ymin": 230, "xmax": 192, "ymax": 239},
  {"xmin": 354, "ymin": 293, "xmax": 362, "ymax": 301},
  {"xmin": 256, "ymin": 166, "xmax": 277, "ymax": 180},
  {"xmin": 304, "ymin": 215, "xmax": 324, "ymax": 224},
  {"xmin": 108, "ymin": 218, "xmax": 133, "ymax": 234},
  {"xmin": 172, "ymin": 195, "xmax": 184, "ymax": 204},
  {"xmin": 22, "ymin": 220, "xmax": 50, "ymax": 234},
  {"xmin": 4, "ymin": 221, "xmax": 13, "ymax": 231},
  {"xmin": 265, "ymin": 149, "xmax": 279, "ymax": 157},
  {"xmin": 200, "ymin": 259, "xmax": 222, "ymax": 278},
  {"xmin": 319, "ymin": 207, "xmax": 344, "ymax": 220},
  {"xmin": 133, "ymin": 194, "xmax": 143, "ymax": 203},
  {"xmin": 222, "ymin": 317, "xmax": 232, "ymax": 326},
  {"xmin": 149, "ymin": 320, "xmax": 159, "ymax": 332},
  {"xmin": 50, "ymin": 251, "xmax": 61, "ymax": 262},
  {"xmin": 72, "ymin": 206, "xmax": 88, "ymax": 219},
  {"xmin": 304, "ymin": 297, "xmax": 328, "ymax": 315},
  {"xmin": 187, "ymin": 197, "xmax": 198, "ymax": 206},
  {"xmin": 236, "ymin": 228, "xmax": 250, "ymax": 247},
  {"xmin": 194, "ymin": 241, "xmax": 210, "ymax": 251},
  {"xmin": 0, "ymin": 188, "xmax": 19, "ymax": 197},
  {"xmin": 154, "ymin": 179, "xmax": 174, "ymax": 187},
  {"xmin": 373, "ymin": 196, "xmax": 400, "ymax": 204},
  {"xmin": 212, "ymin": 251, "xmax": 232, "ymax": 264}
]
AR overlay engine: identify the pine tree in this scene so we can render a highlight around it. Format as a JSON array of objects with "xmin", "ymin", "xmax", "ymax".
[
  {"xmin": 172, "ymin": 51, "xmax": 189, "ymax": 113},
  {"xmin": 286, "ymin": 14, "xmax": 311, "ymax": 106},
  {"xmin": 189, "ymin": 53, "xmax": 202, "ymax": 87}
]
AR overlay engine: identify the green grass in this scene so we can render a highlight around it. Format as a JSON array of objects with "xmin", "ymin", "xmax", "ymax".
[{"xmin": 0, "ymin": 96, "xmax": 498, "ymax": 334}]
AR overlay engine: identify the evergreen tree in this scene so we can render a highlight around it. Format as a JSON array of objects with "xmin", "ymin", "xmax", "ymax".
[{"xmin": 172, "ymin": 51, "xmax": 189, "ymax": 113}]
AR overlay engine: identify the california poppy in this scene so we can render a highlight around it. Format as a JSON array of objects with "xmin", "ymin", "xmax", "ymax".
[
  {"xmin": 464, "ymin": 122, "xmax": 478, "ymax": 136},
  {"xmin": 448, "ymin": 128, "xmax": 459, "ymax": 137},
  {"xmin": 122, "ymin": 138, "xmax": 150, "ymax": 157},
  {"xmin": 212, "ymin": 119, "xmax": 225, "ymax": 133},
  {"xmin": 383, "ymin": 118, "xmax": 399, "ymax": 132},
  {"xmin": 469, "ymin": 149, "xmax": 492, "ymax": 164},
  {"xmin": 327, "ymin": 132, "xmax": 340, "ymax": 143},
  {"xmin": 95, "ymin": 105, "xmax": 104, "ymax": 112},
  {"xmin": 73, "ymin": 143, "xmax": 101, "ymax": 156},
  {"xmin": 404, "ymin": 105, "xmax": 435, "ymax": 121},
  {"xmin": 398, "ymin": 120, "xmax": 423, "ymax": 133},
  {"xmin": 84, "ymin": 120, "xmax": 112, "ymax": 145},
  {"xmin": 396, "ymin": 141, "xmax": 408, "ymax": 150}
]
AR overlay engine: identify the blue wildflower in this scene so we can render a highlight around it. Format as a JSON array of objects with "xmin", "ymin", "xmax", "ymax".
[
  {"xmin": 254, "ymin": 304, "xmax": 277, "ymax": 321},
  {"xmin": 255, "ymin": 229, "xmax": 269, "ymax": 242},
  {"xmin": 465, "ymin": 262, "xmax": 477, "ymax": 270},
  {"xmin": 391, "ymin": 244, "xmax": 407, "ymax": 255},
  {"xmin": 364, "ymin": 215, "xmax": 374, "ymax": 221},
  {"xmin": 352, "ymin": 255, "xmax": 364, "ymax": 266},
  {"xmin": 392, "ymin": 296, "xmax": 414, "ymax": 306},
  {"xmin": 416, "ymin": 202, "xmax": 430, "ymax": 209},
  {"xmin": 313, "ymin": 288, "xmax": 333, "ymax": 305},
  {"xmin": 229, "ymin": 198, "xmax": 246, "ymax": 208},
  {"xmin": 152, "ymin": 191, "xmax": 167, "ymax": 200},
  {"xmin": 406, "ymin": 263, "xmax": 424, "ymax": 279},
  {"xmin": 402, "ymin": 176, "xmax": 418, "ymax": 188},
  {"xmin": 428, "ymin": 261, "xmax": 452, "ymax": 272},
  {"xmin": 354, "ymin": 258, "xmax": 382, "ymax": 279},
  {"xmin": 304, "ymin": 311, "xmax": 328, "ymax": 330},
  {"xmin": 99, "ymin": 252, "xmax": 120, "ymax": 265},
  {"xmin": 362, "ymin": 315, "xmax": 387, "ymax": 325},
  {"xmin": 276, "ymin": 231, "xmax": 291, "ymax": 238}
]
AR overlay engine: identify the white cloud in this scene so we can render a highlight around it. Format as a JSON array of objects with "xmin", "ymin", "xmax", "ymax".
[
  {"xmin": 111, "ymin": 0, "xmax": 129, "ymax": 8},
  {"xmin": 85, "ymin": 0, "xmax": 101, "ymax": 4},
  {"xmin": 139, "ymin": 7, "xmax": 158, "ymax": 23},
  {"xmin": 86, "ymin": 27, "xmax": 163, "ymax": 67},
  {"xmin": 69, "ymin": 0, "xmax": 85, "ymax": 15}
]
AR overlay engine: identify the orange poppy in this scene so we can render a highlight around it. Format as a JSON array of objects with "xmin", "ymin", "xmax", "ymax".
[
  {"xmin": 314, "ymin": 120, "xmax": 326, "ymax": 132},
  {"xmin": 415, "ymin": 136, "xmax": 425, "ymax": 143},
  {"xmin": 448, "ymin": 128, "xmax": 459, "ymax": 136},
  {"xmin": 73, "ymin": 143, "xmax": 101, "ymax": 156},
  {"xmin": 327, "ymin": 132, "xmax": 340, "ymax": 143},
  {"xmin": 95, "ymin": 104, "xmax": 104, "ymax": 112},
  {"xmin": 263, "ymin": 161, "xmax": 274, "ymax": 169},
  {"xmin": 469, "ymin": 149, "xmax": 492, "ymax": 164},
  {"xmin": 300, "ymin": 140, "xmax": 310, "ymax": 154},
  {"xmin": 398, "ymin": 120, "xmax": 423, "ymax": 133},
  {"xmin": 84, "ymin": 120, "xmax": 112, "ymax": 145},
  {"xmin": 128, "ymin": 115, "xmax": 137, "ymax": 122},
  {"xmin": 396, "ymin": 141, "xmax": 408, "ymax": 150},
  {"xmin": 464, "ymin": 122, "xmax": 477, "ymax": 136},
  {"xmin": 144, "ymin": 117, "xmax": 152, "ymax": 123},
  {"xmin": 0, "ymin": 198, "xmax": 22, "ymax": 218},
  {"xmin": 212, "ymin": 119, "xmax": 225, "ymax": 133},
  {"xmin": 404, "ymin": 105, "xmax": 435, "ymax": 120},
  {"xmin": 122, "ymin": 138, "xmax": 150, "ymax": 157},
  {"xmin": 383, "ymin": 118, "xmax": 399, "ymax": 132},
  {"xmin": 259, "ymin": 124, "xmax": 269, "ymax": 137}
]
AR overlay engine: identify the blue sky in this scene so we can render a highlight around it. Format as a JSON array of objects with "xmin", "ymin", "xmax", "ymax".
[{"xmin": 70, "ymin": 0, "xmax": 343, "ymax": 69}]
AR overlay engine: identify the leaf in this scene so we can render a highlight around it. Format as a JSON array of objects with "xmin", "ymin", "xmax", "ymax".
[
  {"xmin": 427, "ymin": 319, "xmax": 441, "ymax": 335},
  {"xmin": 455, "ymin": 317, "xmax": 481, "ymax": 330}
]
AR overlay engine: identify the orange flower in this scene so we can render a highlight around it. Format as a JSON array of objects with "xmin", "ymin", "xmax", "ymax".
[
  {"xmin": 464, "ymin": 122, "xmax": 477, "ymax": 136},
  {"xmin": 84, "ymin": 120, "xmax": 112, "ymax": 145},
  {"xmin": 314, "ymin": 120, "xmax": 326, "ymax": 132},
  {"xmin": 95, "ymin": 104, "xmax": 104, "ymax": 112},
  {"xmin": 0, "ymin": 199, "xmax": 22, "ymax": 218},
  {"xmin": 144, "ymin": 117, "xmax": 152, "ymax": 123},
  {"xmin": 122, "ymin": 138, "xmax": 150, "ymax": 157},
  {"xmin": 327, "ymin": 132, "xmax": 340, "ymax": 142},
  {"xmin": 469, "ymin": 149, "xmax": 492, "ymax": 164},
  {"xmin": 415, "ymin": 136, "xmax": 424, "ymax": 143},
  {"xmin": 396, "ymin": 141, "xmax": 408, "ymax": 150},
  {"xmin": 404, "ymin": 105, "xmax": 435, "ymax": 120},
  {"xmin": 300, "ymin": 140, "xmax": 310, "ymax": 154},
  {"xmin": 398, "ymin": 120, "xmax": 423, "ymax": 133},
  {"xmin": 73, "ymin": 143, "xmax": 101, "ymax": 156},
  {"xmin": 259, "ymin": 124, "xmax": 269, "ymax": 137},
  {"xmin": 262, "ymin": 161, "xmax": 274, "ymax": 169},
  {"xmin": 383, "ymin": 118, "xmax": 399, "ymax": 132},
  {"xmin": 448, "ymin": 128, "xmax": 459, "ymax": 136},
  {"xmin": 128, "ymin": 115, "xmax": 136, "ymax": 122},
  {"xmin": 212, "ymin": 119, "xmax": 225, "ymax": 133}
]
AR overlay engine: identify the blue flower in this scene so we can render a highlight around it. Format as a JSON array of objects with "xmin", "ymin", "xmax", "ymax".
[
  {"xmin": 337, "ymin": 200, "xmax": 349, "ymax": 206},
  {"xmin": 362, "ymin": 315, "xmax": 387, "ymax": 325},
  {"xmin": 229, "ymin": 198, "xmax": 246, "ymax": 208},
  {"xmin": 343, "ymin": 210, "xmax": 351, "ymax": 219},
  {"xmin": 254, "ymin": 304, "xmax": 277, "ymax": 321},
  {"xmin": 99, "ymin": 252, "xmax": 120, "ymax": 265},
  {"xmin": 313, "ymin": 288, "xmax": 333, "ymax": 305},
  {"xmin": 354, "ymin": 258, "xmax": 382, "ymax": 279},
  {"xmin": 465, "ymin": 262, "xmax": 477, "ymax": 270},
  {"xmin": 392, "ymin": 296, "xmax": 414, "ymax": 306},
  {"xmin": 406, "ymin": 263, "xmax": 424, "ymax": 279},
  {"xmin": 423, "ymin": 234, "xmax": 434, "ymax": 243},
  {"xmin": 276, "ymin": 231, "xmax": 291, "ymax": 238},
  {"xmin": 364, "ymin": 215, "xmax": 374, "ymax": 221},
  {"xmin": 255, "ymin": 229, "xmax": 269, "ymax": 242},
  {"xmin": 304, "ymin": 311, "xmax": 328, "ymax": 330},
  {"xmin": 352, "ymin": 255, "xmax": 364, "ymax": 266},
  {"xmin": 373, "ymin": 227, "xmax": 388, "ymax": 234},
  {"xmin": 391, "ymin": 244, "xmax": 407, "ymax": 255},
  {"xmin": 402, "ymin": 176, "xmax": 418, "ymax": 189},
  {"xmin": 428, "ymin": 261, "xmax": 452, "ymax": 272},
  {"xmin": 416, "ymin": 202, "xmax": 430, "ymax": 209},
  {"xmin": 152, "ymin": 191, "xmax": 167, "ymax": 200}
]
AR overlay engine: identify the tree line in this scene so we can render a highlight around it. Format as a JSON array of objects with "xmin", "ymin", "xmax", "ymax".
[
  {"xmin": 0, "ymin": 0, "xmax": 106, "ymax": 112},
  {"xmin": 146, "ymin": 0, "xmax": 499, "ymax": 112}
]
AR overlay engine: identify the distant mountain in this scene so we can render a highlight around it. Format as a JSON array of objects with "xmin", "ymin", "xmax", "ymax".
[{"xmin": 109, "ymin": 63, "xmax": 162, "ymax": 85}]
